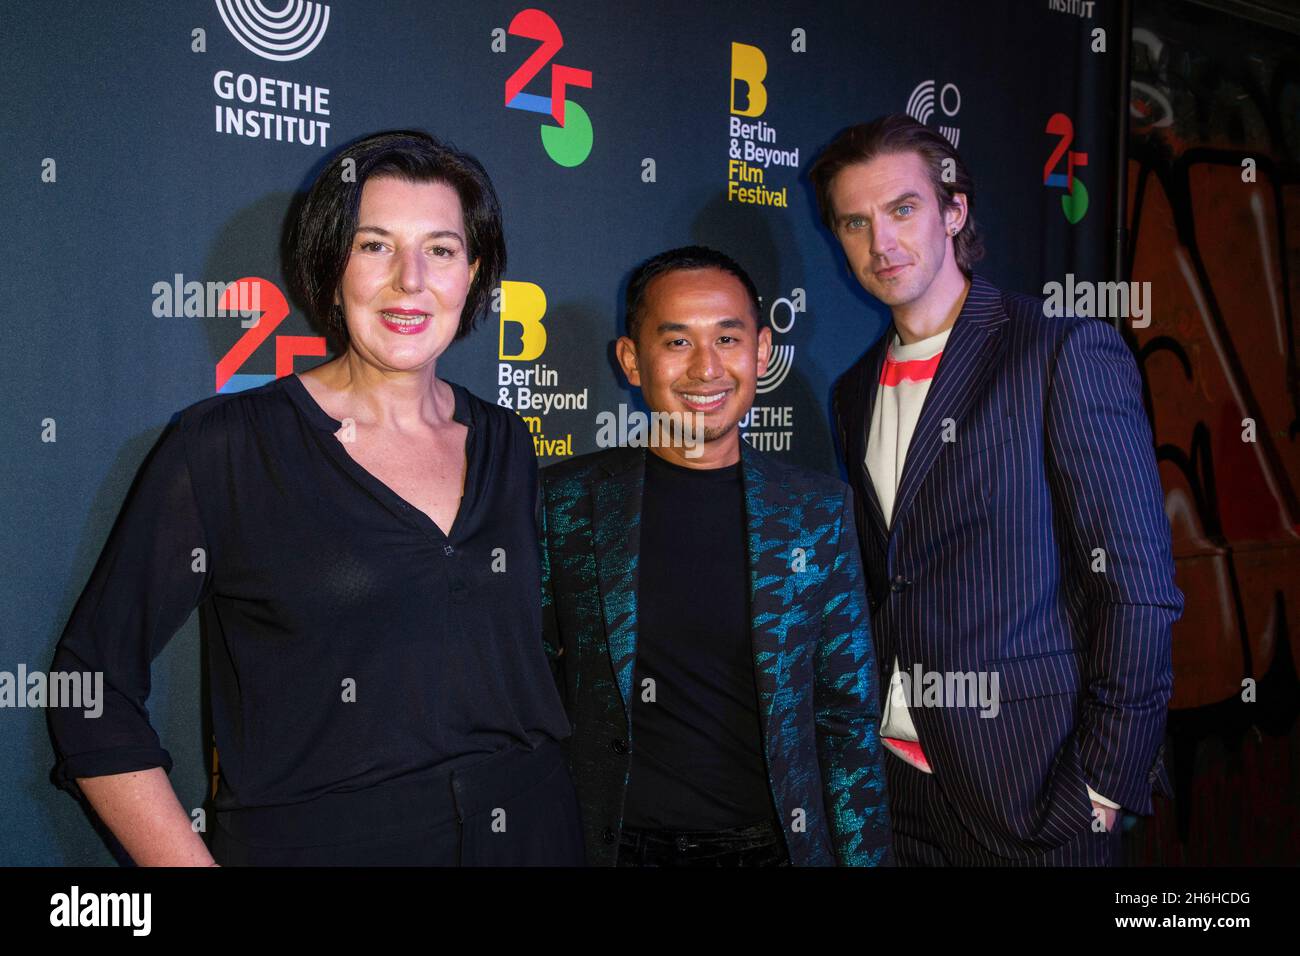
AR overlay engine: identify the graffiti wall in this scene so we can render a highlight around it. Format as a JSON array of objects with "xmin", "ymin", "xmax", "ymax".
[{"xmin": 1127, "ymin": 0, "xmax": 1300, "ymax": 864}]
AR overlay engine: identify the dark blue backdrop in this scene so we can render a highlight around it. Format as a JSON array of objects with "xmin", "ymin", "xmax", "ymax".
[{"xmin": 0, "ymin": 0, "xmax": 1117, "ymax": 863}]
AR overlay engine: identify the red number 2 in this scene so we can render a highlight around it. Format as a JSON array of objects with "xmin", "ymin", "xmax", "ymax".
[
  {"xmin": 504, "ymin": 8, "xmax": 591, "ymax": 127},
  {"xmin": 1044, "ymin": 112, "xmax": 1088, "ymax": 190},
  {"xmin": 215, "ymin": 277, "xmax": 325, "ymax": 393}
]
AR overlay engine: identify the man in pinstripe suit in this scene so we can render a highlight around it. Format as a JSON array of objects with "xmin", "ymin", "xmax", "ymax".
[{"xmin": 811, "ymin": 114, "xmax": 1184, "ymax": 865}]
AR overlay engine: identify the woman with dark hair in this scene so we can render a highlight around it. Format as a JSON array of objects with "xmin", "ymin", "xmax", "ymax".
[{"xmin": 47, "ymin": 130, "xmax": 585, "ymax": 866}]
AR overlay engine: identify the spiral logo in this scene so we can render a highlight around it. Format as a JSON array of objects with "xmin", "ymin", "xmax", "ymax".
[
  {"xmin": 905, "ymin": 79, "xmax": 961, "ymax": 148},
  {"xmin": 905, "ymin": 80, "xmax": 937, "ymax": 126},
  {"xmin": 756, "ymin": 344, "xmax": 795, "ymax": 395},
  {"xmin": 215, "ymin": 0, "xmax": 330, "ymax": 62}
]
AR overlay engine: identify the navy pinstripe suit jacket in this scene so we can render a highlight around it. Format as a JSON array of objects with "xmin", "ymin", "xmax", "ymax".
[
  {"xmin": 831, "ymin": 273, "xmax": 1183, "ymax": 857},
  {"xmin": 539, "ymin": 443, "xmax": 891, "ymax": 866}
]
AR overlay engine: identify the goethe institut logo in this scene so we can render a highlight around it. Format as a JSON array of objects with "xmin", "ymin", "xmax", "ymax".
[
  {"xmin": 215, "ymin": 0, "xmax": 331, "ymax": 62},
  {"xmin": 210, "ymin": 0, "xmax": 334, "ymax": 148}
]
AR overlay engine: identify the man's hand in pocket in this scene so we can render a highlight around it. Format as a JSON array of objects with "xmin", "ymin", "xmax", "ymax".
[{"xmin": 1090, "ymin": 801, "xmax": 1117, "ymax": 833}]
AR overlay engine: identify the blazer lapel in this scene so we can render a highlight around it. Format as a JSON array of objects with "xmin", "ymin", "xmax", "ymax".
[
  {"xmin": 739, "ymin": 442, "xmax": 787, "ymax": 731},
  {"xmin": 889, "ymin": 274, "xmax": 1009, "ymax": 532},
  {"xmin": 590, "ymin": 447, "xmax": 645, "ymax": 715}
]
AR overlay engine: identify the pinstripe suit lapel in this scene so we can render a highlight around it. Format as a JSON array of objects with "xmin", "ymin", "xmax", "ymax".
[
  {"xmin": 891, "ymin": 275, "xmax": 1010, "ymax": 533},
  {"xmin": 854, "ymin": 339, "xmax": 891, "ymax": 543},
  {"xmin": 590, "ymin": 447, "xmax": 645, "ymax": 715}
]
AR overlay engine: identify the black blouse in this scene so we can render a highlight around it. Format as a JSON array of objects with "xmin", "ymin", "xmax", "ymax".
[{"xmin": 48, "ymin": 373, "xmax": 570, "ymax": 814}]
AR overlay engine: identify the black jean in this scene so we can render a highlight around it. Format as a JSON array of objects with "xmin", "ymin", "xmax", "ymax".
[
  {"xmin": 211, "ymin": 739, "xmax": 585, "ymax": 866},
  {"xmin": 616, "ymin": 818, "xmax": 791, "ymax": 867}
]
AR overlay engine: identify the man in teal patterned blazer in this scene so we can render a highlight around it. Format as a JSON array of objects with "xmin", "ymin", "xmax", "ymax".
[{"xmin": 538, "ymin": 246, "xmax": 891, "ymax": 866}]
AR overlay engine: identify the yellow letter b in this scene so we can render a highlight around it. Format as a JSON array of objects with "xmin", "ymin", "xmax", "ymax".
[
  {"xmin": 730, "ymin": 43, "xmax": 767, "ymax": 117},
  {"xmin": 498, "ymin": 280, "xmax": 547, "ymax": 361}
]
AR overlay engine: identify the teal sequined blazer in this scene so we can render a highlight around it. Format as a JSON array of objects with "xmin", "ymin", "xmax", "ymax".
[{"xmin": 539, "ymin": 443, "xmax": 891, "ymax": 866}]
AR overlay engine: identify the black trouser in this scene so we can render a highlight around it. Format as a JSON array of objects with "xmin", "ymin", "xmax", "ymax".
[
  {"xmin": 616, "ymin": 818, "xmax": 790, "ymax": 867},
  {"xmin": 212, "ymin": 739, "xmax": 585, "ymax": 866}
]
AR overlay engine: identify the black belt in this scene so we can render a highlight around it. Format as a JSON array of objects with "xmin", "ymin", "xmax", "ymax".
[{"xmin": 620, "ymin": 818, "xmax": 784, "ymax": 854}]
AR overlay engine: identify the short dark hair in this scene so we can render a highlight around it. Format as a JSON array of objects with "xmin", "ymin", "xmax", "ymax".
[
  {"xmin": 809, "ymin": 113, "xmax": 984, "ymax": 275},
  {"xmin": 289, "ymin": 130, "xmax": 505, "ymax": 351},
  {"xmin": 624, "ymin": 245, "xmax": 762, "ymax": 342}
]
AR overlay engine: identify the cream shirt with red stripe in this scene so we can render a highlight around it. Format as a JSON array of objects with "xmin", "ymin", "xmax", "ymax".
[
  {"xmin": 864, "ymin": 325, "xmax": 1120, "ymax": 811},
  {"xmin": 866, "ymin": 326, "xmax": 950, "ymax": 774}
]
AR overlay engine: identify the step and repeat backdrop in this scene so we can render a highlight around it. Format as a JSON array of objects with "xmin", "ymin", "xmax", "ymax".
[{"xmin": 1, "ymin": 0, "xmax": 1116, "ymax": 863}]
